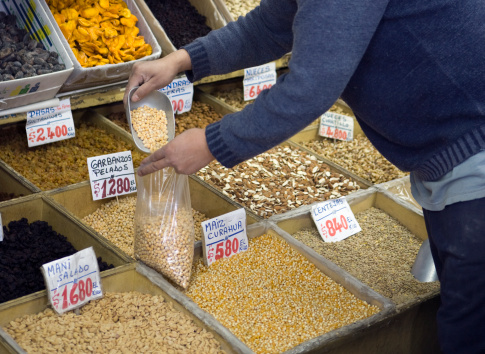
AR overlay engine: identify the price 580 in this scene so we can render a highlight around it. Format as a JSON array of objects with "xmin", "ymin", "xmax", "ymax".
[
  {"xmin": 214, "ymin": 238, "xmax": 239, "ymax": 261},
  {"xmin": 320, "ymin": 215, "xmax": 349, "ymax": 238}
]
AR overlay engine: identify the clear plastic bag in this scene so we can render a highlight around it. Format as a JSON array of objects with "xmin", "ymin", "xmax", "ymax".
[{"xmin": 134, "ymin": 168, "xmax": 195, "ymax": 288}]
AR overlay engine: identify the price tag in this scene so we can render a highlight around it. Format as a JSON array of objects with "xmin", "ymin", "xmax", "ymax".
[
  {"xmin": 243, "ymin": 62, "xmax": 277, "ymax": 101},
  {"xmin": 0, "ymin": 212, "xmax": 3, "ymax": 242},
  {"xmin": 319, "ymin": 112, "xmax": 354, "ymax": 141},
  {"xmin": 41, "ymin": 247, "xmax": 103, "ymax": 314},
  {"xmin": 201, "ymin": 208, "xmax": 248, "ymax": 266},
  {"xmin": 159, "ymin": 76, "xmax": 194, "ymax": 114},
  {"xmin": 87, "ymin": 151, "xmax": 137, "ymax": 201},
  {"xmin": 26, "ymin": 98, "xmax": 75, "ymax": 147},
  {"xmin": 311, "ymin": 197, "xmax": 361, "ymax": 242}
]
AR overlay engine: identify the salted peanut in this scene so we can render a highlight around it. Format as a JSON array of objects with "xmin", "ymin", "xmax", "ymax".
[
  {"xmin": 185, "ymin": 233, "xmax": 380, "ymax": 354},
  {"xmin": 135, "ymin": 208, "xmax": 195, "ymax": 288},
  {"xmin": 3, "ymin": 292, "xmax": 226, "ymax": 353},
  {"xmin": 197, "ymin": 145, "xmax": 360, "ymax": 218}
]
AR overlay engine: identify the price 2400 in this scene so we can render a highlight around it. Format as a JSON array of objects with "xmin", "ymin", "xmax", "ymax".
[
  {"xmin": 215, "ymin": 238, "xmax": 239, "ymax": 261},
  {"xmin": 29, "ymin": 125, "xmax": 69, "ymax": 142},
  {"xmin": 54, "ymin": 278, "xmax": 94, "ymax": 310},
  {"xmin": 321, "ymin": 215, "xmax": 349, "ymax": 237}
]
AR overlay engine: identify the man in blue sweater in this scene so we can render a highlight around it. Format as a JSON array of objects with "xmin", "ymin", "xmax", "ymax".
[{"xmin": 125, "ymin": 0, "xmax": 485, "ymax": 352}]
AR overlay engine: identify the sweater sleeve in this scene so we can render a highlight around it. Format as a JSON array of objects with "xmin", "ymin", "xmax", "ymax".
[{"xmin": 184, "ymin": 0, "xmax": 390, "ymax": 167}]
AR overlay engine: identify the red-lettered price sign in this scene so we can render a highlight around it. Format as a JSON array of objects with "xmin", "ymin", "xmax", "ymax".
[
  {"xmin": 311, "ymin": 197, "xmax": 361, "ymax": 242},
  {"xmin": 41, "ymin": 247, "xmax": 103, "ymax": 314},
  {"xmin": 243, "ymin": 62, "xmax": 277, "ymax": 101},
  {"xmin": 87, "ymin": 151, "xmax": 137, "ymax": 201},
  {"xmin": 319, "ymin": 112, "xmax": 354, "ymax": 141},
  {"xmin": 159, "ymin": 76, "xmax": 194, "ymax": 114},
  {"xmin": 202, "ymin": 208, "xmax": 248, "ymax": 266},
  {"xmin": 26, "ymin": 98, "xmax": 75, "ymax": 147}
]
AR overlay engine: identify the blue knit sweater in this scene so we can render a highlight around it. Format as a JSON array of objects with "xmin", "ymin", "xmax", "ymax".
[{"xmin": 183, "ymin": 0, "xmax": 485, "ymax": 181}]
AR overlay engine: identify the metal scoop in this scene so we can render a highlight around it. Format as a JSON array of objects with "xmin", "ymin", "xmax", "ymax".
[
  {"xmin": 125, "ymin": 86, "xmax": 175, "ymax": 153},
  {"xmin": 411, "ymin": 238, "xmax": 439, "ymax": 282}
]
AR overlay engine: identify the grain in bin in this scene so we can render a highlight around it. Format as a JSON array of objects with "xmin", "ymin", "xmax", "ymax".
[
  {"xmin": 271, "ymin": 188, "xmax": 441, "ymax": 352},
  {"xmin": 181, "ymin": 222, "xmax": 393, "ymax": 354}
]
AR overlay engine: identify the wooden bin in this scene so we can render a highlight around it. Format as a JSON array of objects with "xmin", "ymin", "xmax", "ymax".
[
  {"xmin": 270, "ymin": 188, "xmax": 440, "ymax": 353},
  {"xmin": 0, "ymin": 263, "xmax": 247, "ymax": 354},
  {"xmin": 0, "ymin": 194, "xmax": 131, "ymax": 307}
]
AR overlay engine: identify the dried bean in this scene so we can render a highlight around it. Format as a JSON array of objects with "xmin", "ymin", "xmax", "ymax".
[
  {"xmin": 186, "ymin": 233, "xmax": 379, "ymax": 354},
  {"xmin": 3, "ymin": 292, "xmax": 226, "ymax": 354},
  {"xmin": 197, "ymin": 145, "xmax": 360, "ymax": 218},
  {"xmin": 291, "ymin": 208, "xmax": 440, "ymax": 304},
  {"xmin": 0, "ymin": 218, "xmax": 114, "ymax": 304},
  {"xmin": 130, "ymin": 105, "xmax": 169, "ymax": 152}
]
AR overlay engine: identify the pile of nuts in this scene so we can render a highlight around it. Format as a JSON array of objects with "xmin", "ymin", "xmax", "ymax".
[
  {"xmin": 222, "ymin": 0, "xmax": 261, "ymax": 20},
  {"xmin": 47, "ymin": 0, "xmax": 152, "ymax": 67},
  {"xmin": 291, "ymin": 207, "xmax": 440, "ymax": 304},
  {"xmin": 185, "ymin": 233, "xmax": 380, "ymax": 354},
  {"xmin": 300, "ymin": 135, "xmax": 409, "ymax": 184},
  {"xmin": 82, "ymin": 195, "xmax": 209, "ymax": 258},
  {"xmin": 197, "ymin": 145, "xmax": 360, "ymax": 218},
  {"xmin": 0, "ymin": 12, "xmax": 65, "ymax": 81},
  {"xmin": 3, "ymin": 291, "xmax": 226, "ymax": 353},
  {"xmin": 130, "ymin": 105, "xmax": 169, "ymax": 152},
  {"xmin": 0, "ymin": 122, "xmax": 147, "ymax": 190},
  {"xmin": 107, "ymin": 111, "xmax": 130, "ymax": 132},
  {"xmin": 135, "ymin": 208, "xmax": 195, "ymax": 288},
  {"xmin": 175, "ymin": 101, "xmax": 222, "ymax": 135}
]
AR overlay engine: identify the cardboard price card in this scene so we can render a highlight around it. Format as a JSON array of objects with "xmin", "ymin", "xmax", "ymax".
[
  {"xmin": 41, "ymin": 247, "xmax": 103, "ymax": 314},
  {"xmin": 87, "ymin": 151, "xmax": 137, "ymax": 201},
  {"xmin": 159, "ymin": 76, "xmax": 194, "ymax": 114},
  {"xmin": 243, "ymin": 62, "xmax": 277, "ymax": 101},
  {"xmin": 202, "ymin": 208, "xmax": 249, "ymax": 266},
  {"xmin": 311, "ymin": 197, "xmax": 361, "ymax": 242},
  {"xmin": 319, "ymin": 112, "xmax": 354, "ymax": 141},
  {"xmin": 26, "ymin": 98, "xmax": 75, "ymax": 147}
]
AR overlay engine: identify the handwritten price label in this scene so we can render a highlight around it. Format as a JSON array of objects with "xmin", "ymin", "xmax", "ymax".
[
  {"xmin": 26, "ymin": 98, "xmax": 75, "ymax": 147},
  {"xmin": 311, "ymin": 197, "xmax": 361, "ymax": 242},
  {"xmin": 202, "ymin": 208, "xmax": 248, "ymax": 266},
  {"xmin": 243, "ymin": 62, "xmax": 277, "ymax": 101},
  {"xmin": 41, "ymin": 247, "xmax": 103, "ymax": 314},
  {"xmin": 319, "ymin": 112, "xmax": 354, "ymax": 141},
  {"xmin": 159, "ymin": 76, "xmax": 194, "ymax": 114},
  {"xmin": 87, "ymin": 151, "xmax": 137, "ymax": 201}
]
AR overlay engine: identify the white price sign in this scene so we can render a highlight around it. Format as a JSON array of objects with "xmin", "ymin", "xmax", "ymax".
[
  {"xmin": 311, "ymin": 197, "xmax": 361, "ymax": 242},
  {"xmin": 319, "ymin": 112, "xmax": 354, "ymax": 141},
  {"xmin": 202, "ymin": 208, "xmax": 248, "ymax": 266},
  {"xmin": 159, "ymin": 76, "xmax": 194, "ymax": 114},
  {"xmin": 243, "ymin": 62, "xmax": 277, "ymax": 101},
  {"xmin": 26, "ymin": 98, "xmax": 75, "ymax": 147},
  {"xmin": 41, "ymin": 247, "xmax": 103, "ymax": 314},
  {"xmin": 87, "ymin": 151, "xmax": 137, "ymax": 201}
]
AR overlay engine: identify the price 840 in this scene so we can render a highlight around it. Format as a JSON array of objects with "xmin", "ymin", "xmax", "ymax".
[
  {"xmin": 52, "ymin": 278, "xmax": 96, "ymax": 311},
  {"xmin": 211, "ymin": 238, "xmax": 239, "ymax": 261},
  {"xmin": 28, "ymin": 125, "xmax": 71, "ymax": 143},
  {"xmin": 320, "ymin": 215, "xmax": 349, "ymax": 238}
]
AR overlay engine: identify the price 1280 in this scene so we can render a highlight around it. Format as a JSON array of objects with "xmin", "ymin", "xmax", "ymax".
[{"xmin": 95, "ymin": 177, "xmax": 133, "ymax": 198}]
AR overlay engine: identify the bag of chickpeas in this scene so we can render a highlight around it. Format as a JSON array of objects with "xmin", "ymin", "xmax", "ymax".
[{"xmin": 134, "ymin": 168, "xmax": 195, "ymax": 288}]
